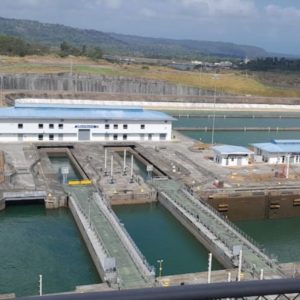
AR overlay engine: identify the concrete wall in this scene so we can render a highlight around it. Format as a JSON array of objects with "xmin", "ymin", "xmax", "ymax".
[
  {"xmin": 0, "ymin": 74, "xmax": 218, "ymax": 97},
  {"xmin": 158, "ymin": 192, "xmax": 233, "ymax": 269},
  {"xmin": 68, "ymin": 196, "xmax": 107, "ymax": 282},
  {"xmin": 207, "ymin": 190, "xmax": 300, "ymax": 221}
]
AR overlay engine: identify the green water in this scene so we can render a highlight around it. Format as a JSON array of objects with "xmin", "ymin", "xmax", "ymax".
[
  {"xmin": 236, "ymin": 217, "xmax": 300, "ymax": 263},
  {"xmin": 0, "ymin": 205, "xmax": 100, "ymax": 297},
  {"xmin": 114, "ymin": 203, "xmax": 221, "ymax": 276},
  {"xmin": 49, "ymin": 156, "xmax": 82, "ymax": 182},
  {"xmin": 175, "ymin": 113, "xmax": 300, "ymax": 263},
  {"xmin": 174, "ymin": 115, "xmax": 300, "ymax": 146}
]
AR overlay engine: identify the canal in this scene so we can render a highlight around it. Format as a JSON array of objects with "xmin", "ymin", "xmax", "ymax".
[
  {"xmin": 172, "ymin": 113, "xmax": 300, "ymax": 146},
  {"xmin": 236, "ymin": 217, "xmax": 300, "ymax": 263},
  {"xmin": 49, "ymin": 155, "xmax": 82, "ymax": 182},
  {"xmin": 174, "ymin": 111, "xmax": 300, "ymax": 265},
  {"xmin": 0, "ymin": 204, "xmax": 100, "ymax": 297},
  {"xmin": 114, "ymin": 203, "xmax": 221, "ymax": 276}
]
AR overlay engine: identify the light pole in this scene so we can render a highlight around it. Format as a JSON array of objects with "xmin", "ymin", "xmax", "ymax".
[
  {"xmin": 157, "ymin": 259, "xmax": 164, "ymax": 277},
  {"xmin": 88, "ymin": 192, "xmax": 91, "ymax": 228},
  {"xmin": 211, "ymin": 74, "xmax": 218, "ymax": 145}
]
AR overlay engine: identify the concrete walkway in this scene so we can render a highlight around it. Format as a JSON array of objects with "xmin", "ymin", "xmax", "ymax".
[
  {"xmin": 66, "ymin": 185, "xmax": 154, "ymax": 289},
  {"xmin": 153, "ymin": 179, "xmax": 284, "ymax": 279}
]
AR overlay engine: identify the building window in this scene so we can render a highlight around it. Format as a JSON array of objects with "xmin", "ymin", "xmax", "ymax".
[
  {"xmin": 58, "ymin": 134, "xmax": 63, "ymax": 141},
  {"xmin": 114, "ymin": 124, "xmax": 118, "ymax": 129},
  {"xmin": 105, "ymin": 134, "xmax": 109, "ymax": 141},
  {"xmin": 123, "ymin": 134, "xmax": 127, "ymax": 141},
  {"xmin": 38, "ymin": 124, "xmax": 43, "ymax": 129},
  {"xmin": 49, "ymin": 134, "xmax": 54, "ymax": 141},
  {"xmin": 105, "ymin": 124, "xmax": 110, "ymax": 129},
  {"xmin": 49, "ymin": 124, "xmax": 54, "ymax": 129},
  {"xmin": 38, "ymin": 134, "xmax": 43, "ymax": 141},
  {"xmin": 141, "ymin": 124, "xmax": 145, "ymax": 129},
  {"xmin": 159, "ymin": 134, "xmax": 166, "ymax": 141},
  {"xmin": 148, "ymin": 134, "xmax": 152, "ymax": 141},
  {"xmin": 123, "ymin": 124, "xmax": 128, "ymax": 129},
  {"xmin": 113, "ymin": 134, "xmax": 118, "ymax": 141},
  {"xmin": 59, "ymin": 124, "xmax": 64, "ymax": 129},
  {"xmin": 18, "ymin": 124, "xmax": 23, "ymax": 129}
]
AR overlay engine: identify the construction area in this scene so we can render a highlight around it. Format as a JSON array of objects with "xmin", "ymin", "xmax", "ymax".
[{"xmin": 1, "ymin": 130, "xmax": 300, "ymax": 295}]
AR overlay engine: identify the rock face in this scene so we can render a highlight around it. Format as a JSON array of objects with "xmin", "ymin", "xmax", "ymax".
[{"xmin": 0, "ymin": 73, "xmax": 222, "ymax": 97}]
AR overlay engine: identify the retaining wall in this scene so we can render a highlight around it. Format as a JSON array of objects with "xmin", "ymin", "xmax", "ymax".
[{"xmin": 0, "ymin": 74, "xmax": 218, "ymax": 97}]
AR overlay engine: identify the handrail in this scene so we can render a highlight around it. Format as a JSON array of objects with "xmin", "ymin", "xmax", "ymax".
[{"xmin": 93, "ymin": 193, "xmax": 155, "ymax": 281}]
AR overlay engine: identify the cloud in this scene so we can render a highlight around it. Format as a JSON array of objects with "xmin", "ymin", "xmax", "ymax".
[
  {"xmin": 181, "ymin": 0, "xmax": 257, "ymax": 18},
  {"xmin": 95, "ymin": 0, "xmax": 122, "ymax": 10},
  {"xmin": 140, "ymin": 8, "xmax": 157, "ymax": 18},
  {"xmin": 265, "ymin": 4, "xmax": 300, "ymax": 22}
]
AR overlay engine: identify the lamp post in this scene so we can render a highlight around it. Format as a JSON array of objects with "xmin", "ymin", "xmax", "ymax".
[
  {"xmin": 211, "ymin": 74, "xmax": 219, "ymax": 146},
  {"xmin": 157, "ymin": 259, "xmax": 164, "ymax": 277}
]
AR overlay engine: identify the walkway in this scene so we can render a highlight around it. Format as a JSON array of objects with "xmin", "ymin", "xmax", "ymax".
[
  {"xmin": 152, "ymin": 179, "xmax": 284, "ymax": 279},
  {"xmin": 65, "ymin": 185, "xmax": 154, "ymax": 289}
]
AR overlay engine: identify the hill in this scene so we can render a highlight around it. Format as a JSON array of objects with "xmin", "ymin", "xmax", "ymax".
[{"xmin": 0, "ymin": 16, "xmax": 268, "ymax": 60}]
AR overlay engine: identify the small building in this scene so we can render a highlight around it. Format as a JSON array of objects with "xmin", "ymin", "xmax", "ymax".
[
  {"xmin": 0, "ymin": 100, "xmax": 175, "ymax": 143},
  {"xmin": 212, "ymin": 145, "xmax": 253, "ymax": 167},
  {"xmin": 252, "ymin": 140, "xmax": 300, "ymax": 164}
]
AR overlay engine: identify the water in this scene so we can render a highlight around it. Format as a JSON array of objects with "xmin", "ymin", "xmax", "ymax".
[
  {"xmin": 173, "ymin": 115, "xmax": 300, "ymax": 146},
  {"xmin": 114, "ymin": 203, "xmax": 221, "ymax": 276},
  {"xmin": 0, "ymin": 205, "xmax": 100, "ymax": 297},
  {"xmin": 173, "ymin": 111, "xmax": 300, "ymax": 264},
  {"xmin": 236, "ymin": 217, "xmax": 300, "ymax": 263},
  {"xmin": 182, "ymin": 130, "xmax": 300, "ymax": 146},
  {"xmin": 49, "ymin": 156, "xmax": 82, "ymax": 182}
]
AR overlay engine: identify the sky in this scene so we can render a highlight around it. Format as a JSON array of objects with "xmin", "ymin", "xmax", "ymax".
[{"xmin": 1, "ymin": 0, "xmax": 300, "ymax": 55}]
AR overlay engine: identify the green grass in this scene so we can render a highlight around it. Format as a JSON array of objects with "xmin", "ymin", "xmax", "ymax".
[{"xmin": 0, "ymin": 55, "xmax": 300, "ymax": 97}]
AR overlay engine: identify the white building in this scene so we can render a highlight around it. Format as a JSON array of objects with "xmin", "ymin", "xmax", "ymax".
[
  {"xmin": 0, "ymin": 101, "xmax": 174, "ymax": 142},
  {"xmin": 252, "ymin": 140, "xmax": 300, "ymax": 164},
  {"xmin": 212, "ymin": 145, "xmax": 253, "ymax": 167}
]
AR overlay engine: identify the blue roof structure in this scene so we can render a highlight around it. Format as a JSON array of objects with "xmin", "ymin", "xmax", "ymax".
[
  {"xmin": 212, "ymin": 145, "xmax": 253, "ymax": 155},
  {"xmin": 0, "ymin": 103, "xmax": 175, "ymax": 121},
  {"xmin": 252, "ymin": 140, "xmax": 300, "ymax": 153}
]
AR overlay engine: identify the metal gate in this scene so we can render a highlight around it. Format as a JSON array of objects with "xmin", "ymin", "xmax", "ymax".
[{"xmin": 78, "ymin": 129, "xmax": 90, "ymax": 141}]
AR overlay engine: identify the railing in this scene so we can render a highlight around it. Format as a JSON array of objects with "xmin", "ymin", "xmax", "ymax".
[
  {"xmin": 18, "ymin": 278, "xmax": 300, "ymax": 300},
  {"xmin": 69, "ymin": 194, "xmax": 116, "ymax": 278},
  {"xmin": 180, "ymin": 188, "xmax": 280, "ymax": 269},
  {"xmin": 93, "ymin": 193, "xmax": 155, "ymax": 281},
  {"xmin": 181, "ymin": 188, "xmax": 279, "ymax": 265}
]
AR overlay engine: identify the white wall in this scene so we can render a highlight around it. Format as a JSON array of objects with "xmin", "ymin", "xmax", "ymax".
[
  {"xmin": 214, "ymin": 154, "xmax": 249, "ymax": 167},
  {"xmin": 0, "ymin": 119, "xmax": 172, "ymax": 142}
]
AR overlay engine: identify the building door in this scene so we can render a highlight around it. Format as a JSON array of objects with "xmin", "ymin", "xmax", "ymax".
[
  {"xmin": 78, "ymin": 129, "xmax": 91, "ymax": 141},
  {"xmin": 237, "ymin": 157, "xmax": 242, "ymax": 166}
]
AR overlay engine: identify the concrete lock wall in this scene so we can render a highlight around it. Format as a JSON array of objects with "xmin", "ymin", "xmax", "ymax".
[
  {"xmin": 0, "ymin": 74, "xmax": 219, "ymax": 97},
  {"xmin": 158, "ymin": 192, "xmax": 233, "ymax": 269},
  {"xmin": 208, "ymin": 190, "xmax": 300, "ymax": 221}
]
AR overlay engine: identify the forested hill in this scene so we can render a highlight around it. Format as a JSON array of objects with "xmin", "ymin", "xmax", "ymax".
[{"xmin": 0, "ymin": 16, "xmax": 268, "ymax": 59}]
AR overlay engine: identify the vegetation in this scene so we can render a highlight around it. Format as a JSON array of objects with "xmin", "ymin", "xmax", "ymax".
[
  {"xmin": 243, "ymin": 57, "xmax": 300, "ymax": 72},
  {"xmin": 0, "ymin": 16, "xmax": 268, "ymax": 60},
  {"xmin": 1, "ymin": 55, "xmax": 300, "ymax": 98},
  {"xmin": 0, "ymin": 35, "xmax": 47, "ymax": 56}
]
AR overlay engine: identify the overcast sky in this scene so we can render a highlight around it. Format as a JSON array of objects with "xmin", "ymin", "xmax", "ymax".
[{"xmin": 1, "ymin": 0, "xmax": 300, "ymax": 55}]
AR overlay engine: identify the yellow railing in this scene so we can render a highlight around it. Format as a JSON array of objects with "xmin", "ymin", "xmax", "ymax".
[{"xmin": 68, "ymin": 179, "xmax": 92, "ymax": 186}]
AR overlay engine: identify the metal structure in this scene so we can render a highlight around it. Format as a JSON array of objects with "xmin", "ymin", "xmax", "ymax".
[{"xmin": 19, "ymin": 278, "xmax": 300, "ymax": 300}]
